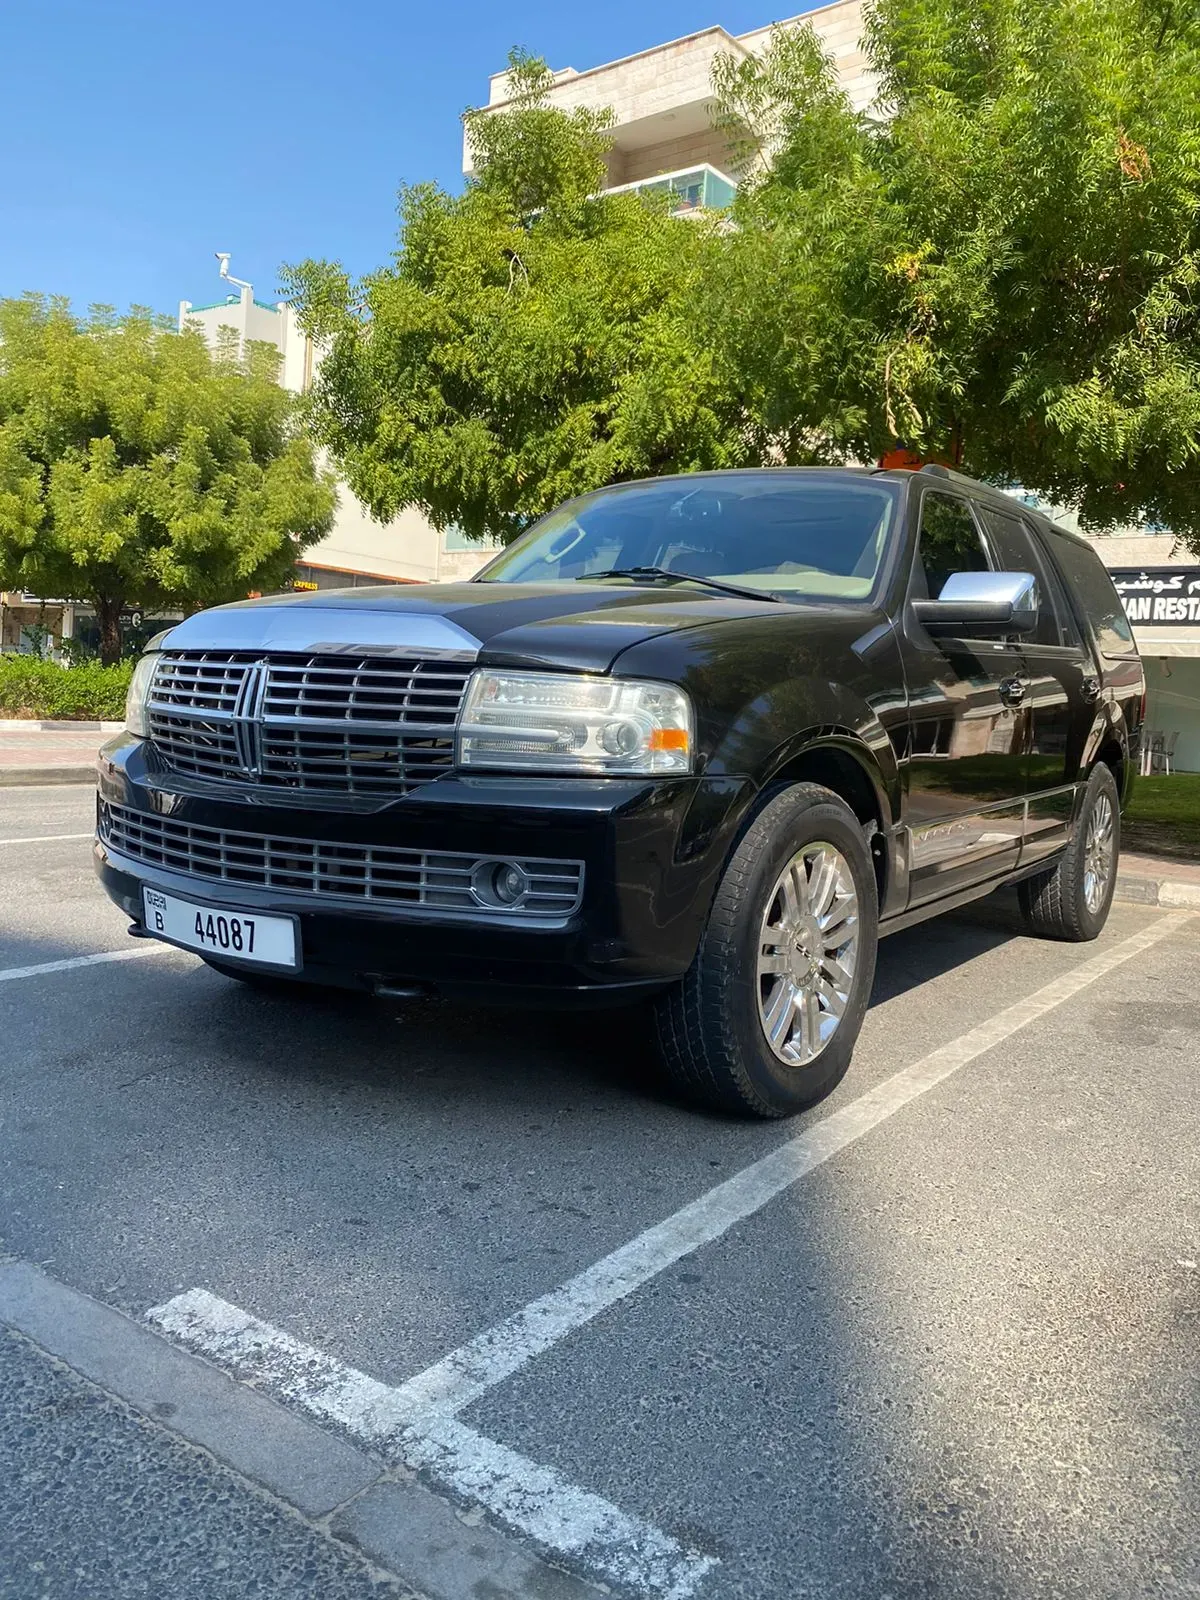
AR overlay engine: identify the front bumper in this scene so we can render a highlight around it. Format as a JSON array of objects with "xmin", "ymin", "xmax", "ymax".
[{"xmin": 95, "ymin": 737, "xmax": 751, "ymax": 1001}]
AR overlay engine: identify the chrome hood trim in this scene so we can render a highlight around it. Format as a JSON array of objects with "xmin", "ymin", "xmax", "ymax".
[{"xmin": 159, "ymin": 603, "xmax": 481, "ymax": 660}]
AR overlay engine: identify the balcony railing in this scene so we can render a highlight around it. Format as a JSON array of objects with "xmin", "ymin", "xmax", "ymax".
[{"xmin": 606, "ymin": 164, "xmax": 738, "ymax": 216}]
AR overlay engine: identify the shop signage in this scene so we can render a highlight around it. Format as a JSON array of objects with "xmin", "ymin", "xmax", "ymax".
[{"xmin": 1111, "ymin": 567, "xmax": 1200, "ymax": 625}]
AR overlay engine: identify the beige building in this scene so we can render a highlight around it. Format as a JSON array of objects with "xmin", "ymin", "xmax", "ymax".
[
  {"xmin": 178, "ymin": 275, "xmax": 501, "ymax": 588},
  {"xmin": 466, "ymin": 2, "xmax": 873, "ymax": 208}
]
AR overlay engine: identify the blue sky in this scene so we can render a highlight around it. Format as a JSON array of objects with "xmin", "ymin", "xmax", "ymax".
[{"xmin": 0, "ymin": 0, "xmax": 788, "ymax": 318}]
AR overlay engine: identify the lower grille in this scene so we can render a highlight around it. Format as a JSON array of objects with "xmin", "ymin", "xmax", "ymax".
[{"xmin": 99, "ymin": 802, "xmax": 584, "ymax": 918}]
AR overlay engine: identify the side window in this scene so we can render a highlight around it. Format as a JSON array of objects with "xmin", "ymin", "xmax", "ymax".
[
  {"xmin": 1022, "ymin": 519, "xmax": 1083, "ymax": 648},
  {"xmin": 914, "ymin": 492, "xmax": 989, "ymax": 599},
  {"xmin": 1041, "ymin": 527, "xmax": 1136, "ymax": 658},
  {"xmin": 975, "ymin": 505, "xmax": 1071, "ymax": 648}
]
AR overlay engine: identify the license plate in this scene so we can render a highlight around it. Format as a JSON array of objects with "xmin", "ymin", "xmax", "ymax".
[{"xmin": 141, "ymin": 887, "xmax": 298, "ymax": 970}]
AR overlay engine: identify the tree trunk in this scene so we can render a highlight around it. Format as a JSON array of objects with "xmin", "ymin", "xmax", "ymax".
[{"xmin": 95, "ymin": 596, "xmax": 123, "ymax": 667}]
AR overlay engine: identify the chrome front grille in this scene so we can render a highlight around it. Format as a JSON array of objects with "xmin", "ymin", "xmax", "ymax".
[
  {"xmin": 147, "ymin": 651, "xmax": 473, "ymax": 796},
  {"xmin": 99, "ymin": 802, "xmax": 585, "ymax": 918}
]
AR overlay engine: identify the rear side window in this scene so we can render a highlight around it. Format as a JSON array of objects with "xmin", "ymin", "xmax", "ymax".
[
  {"xmin": 1040, "ymin": 526, "xmax": 1137, "ymax": 657},
  {"xmin": 976, "ymin": 504, "xmax": 1076, "ymax": 648}
]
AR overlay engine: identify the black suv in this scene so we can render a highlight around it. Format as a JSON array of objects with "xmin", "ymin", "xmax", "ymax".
[{"xmin": 96, "ymin": 466, "xmax": 1144, "ymax": 1117}]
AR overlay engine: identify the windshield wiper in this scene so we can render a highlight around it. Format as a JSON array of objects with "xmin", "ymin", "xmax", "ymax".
[{"xmin": 577, "ymin": 566, "xmax": 783, "ymax": 604}]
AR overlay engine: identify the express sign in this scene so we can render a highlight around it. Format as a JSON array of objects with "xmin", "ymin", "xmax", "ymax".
[{"xmin": 1111, "ymin": 567, "xmax": 1200, "ymax": 626}]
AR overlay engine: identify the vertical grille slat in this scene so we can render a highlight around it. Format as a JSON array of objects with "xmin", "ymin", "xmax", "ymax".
[
  {"xmin": 98, "ymin": 802, "xmax": 583, "ymax": 918},
  {"xmin": 146, "ymin": 650, "xmax": 471, "ymax": 797}
]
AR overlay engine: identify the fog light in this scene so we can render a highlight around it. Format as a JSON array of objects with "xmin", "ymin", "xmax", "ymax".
[{"xmin": 472, "ymin": 859, "xmax": 530, "ymax": 908}]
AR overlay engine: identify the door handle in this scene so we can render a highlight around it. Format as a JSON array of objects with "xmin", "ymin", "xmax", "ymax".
[{"xmin": 999, "ymin": 675, "xmax": 1029, "ymax": 707}]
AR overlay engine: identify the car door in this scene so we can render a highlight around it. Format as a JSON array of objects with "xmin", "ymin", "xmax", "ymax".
[
  {"xmin": 897, "ymin": 487, "xmax": 1031, "ymax": 905},
  {"xmin": 974, "ymin": 503, "xmax": 1099, "ymax": 866}
]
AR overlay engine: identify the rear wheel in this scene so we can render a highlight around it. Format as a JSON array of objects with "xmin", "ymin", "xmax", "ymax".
[
  {"xmin": 1017, "ymin": 763, "xmax": 1120, "ymax": 941},
  {"xmin": 654, "ymin": 783, "xmax": 879, "ymax": 1118}
]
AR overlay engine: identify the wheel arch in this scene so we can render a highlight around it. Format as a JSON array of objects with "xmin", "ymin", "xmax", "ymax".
[
  {"xmin": 1089, "ymin": 711, "xmax": 1132, "ymax": 809},
  {"xmin": 759, "ymin": 733, "xmax": 894, "ymax": 904}
]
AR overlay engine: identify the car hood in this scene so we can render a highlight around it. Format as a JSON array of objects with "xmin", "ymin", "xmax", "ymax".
[{"xmin": 157, "ymin": 581, "xmax": 792, "ymax": 674}]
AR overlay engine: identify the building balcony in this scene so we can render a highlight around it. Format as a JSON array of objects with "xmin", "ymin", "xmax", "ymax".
[
  {"xmin": 606, "ymin": 163, "xmax": 737, "ymax": 214},
  {"xmin": 466, "ymin": 5, "xmax": 876, "ymax": 186}
]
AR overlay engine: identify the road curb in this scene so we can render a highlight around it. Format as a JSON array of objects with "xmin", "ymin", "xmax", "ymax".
[
  {"xmin": 1114, "ymin": 873, "xmax": 1200, "ymax": 910},
  {"xmin": 0, "ymin": 764, "xmax": 97, "ymax": 786},
  {"xmin": 0, "ymin": 719, "xmax": 123, "ymax": 733},
  {"xmin": 0, "ymin": 1260, "xmax": 602, "ymax": 1600}
]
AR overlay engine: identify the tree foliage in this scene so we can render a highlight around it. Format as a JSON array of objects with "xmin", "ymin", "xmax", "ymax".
[
  {"xmin": 720, "ymin": 0, "xmax": 1200, "ymax": 542},
  {"xmin": 289, "ymin": 4, "xmax": 1200, "ymax": 549},
  {"xmin": 284, "ymin": 52, "xmax": 759, "ymax": 543},
  {"xmin": 0, "ymin": 296, "xmax": 336, "ymax": 661}
]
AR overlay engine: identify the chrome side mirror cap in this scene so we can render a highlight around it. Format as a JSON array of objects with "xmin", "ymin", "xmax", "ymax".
[{"xmin": 913, "ymin": 570, "xmax": 1039, "ymax": 637}]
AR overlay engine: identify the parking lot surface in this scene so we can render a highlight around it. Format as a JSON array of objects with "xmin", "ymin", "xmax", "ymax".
[{"xmin": 1, "ymin": 783, "xmax": 1197, "ymax": 1599}]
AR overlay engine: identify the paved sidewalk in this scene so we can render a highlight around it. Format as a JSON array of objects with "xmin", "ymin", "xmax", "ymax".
[
  {"xmin": 0, "ymin": 726, "xmax": 113, "ymax": 786},
  {"xmin": 1117, "ymin": 847, "xmax": 1200, "ymax": 908}
]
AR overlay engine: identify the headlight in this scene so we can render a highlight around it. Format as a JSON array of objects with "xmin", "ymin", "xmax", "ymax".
[
  {"xmin": 457, "ymin": 670, "xmax": 694, "ymax": 776},
  {"xmin": 124, "ymin": 653, "xmax": 158, "ymax": 738}
]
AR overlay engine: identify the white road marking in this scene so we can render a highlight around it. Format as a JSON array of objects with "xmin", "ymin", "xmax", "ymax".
[
  {"xmin": 0, "ymin": 945, "xmax": 178, "ymax": 986},
  {"xmin": 0, "ymin": 832, "xmax": 93, "ymax": 846},
  {"xmin": 147, "ymin": 1290, "xmax": 715, "ymax": 1599},
  {"xmin": 147, "ymin": 911, "xmax": 1191, "ymax": 1597},
  {"xmin": 405, "ymin": 1417, "xmax": 716, "ymax": 1600},
  {"xmin": 386, "ymin": 910, "xmax": 1194, "ymax": 1417}
]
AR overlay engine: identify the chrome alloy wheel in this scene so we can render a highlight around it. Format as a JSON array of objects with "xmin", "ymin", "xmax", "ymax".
[
  {"xmin": 1083, "ymin": 792, "xmax": 1115, "ymax": 914},
  {"xmin": 756, "ymin": 842, "xmax": 859, "ymax": 1068}
]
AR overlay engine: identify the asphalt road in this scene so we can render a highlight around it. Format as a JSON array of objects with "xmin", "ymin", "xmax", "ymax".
[{"xmin": 1, "ymin": 782, "xmax": 1197, "ymax": 1600}]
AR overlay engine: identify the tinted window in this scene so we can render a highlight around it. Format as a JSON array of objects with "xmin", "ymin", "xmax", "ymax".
[
  {"xmin": 914, "ymin": 493, "xmax": 988, "ymax": 599},
  {"xmin": 1041, "ymin": 528, "xmax": 1136, "ymax": 656},
  {"xmin": 976, "ymin": 505, "xmax": 1068, "ymax": 647},
  {"xmin": 477, "ymin": 476, "xmax": 900, "ymax": 602},
  {"xmin": 1021, "ymin": 519, "xmax": 1083, "ymax": 648}
]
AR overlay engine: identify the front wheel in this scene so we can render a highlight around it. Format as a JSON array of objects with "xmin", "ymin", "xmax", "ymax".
[
  {"xmin": 1017, "ymin": 763, "xmax": 1120, "ymax": 941},
  {"xmin": 655, "ymin": 783, "xmax": 879, "ymax": 1118}
]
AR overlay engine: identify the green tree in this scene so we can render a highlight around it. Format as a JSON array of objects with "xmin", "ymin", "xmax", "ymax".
[
  {"xmin": 713, "ymin": 0, "xmax": 1200, "ymax": 543},
  {"xmin": 0, "ymin": 296, "xmax": 336, "ymax": 662},
  {"xmin": 284, "ymin": 52, "xmax": 752, "ymax": 544}
]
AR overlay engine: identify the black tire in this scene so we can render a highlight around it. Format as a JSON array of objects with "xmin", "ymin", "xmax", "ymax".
[
  {"xmin": 654, "ymin": 783, "xmax": 879, "ymax": 1118},
  {"xmin": 1017, "ymin": 763, "xmax": 1120, "ymax": 942}
]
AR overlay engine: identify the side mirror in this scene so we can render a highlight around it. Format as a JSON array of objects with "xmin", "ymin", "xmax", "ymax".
[{"xmin": 912, "ymin": 571, "xmax": 1039, "ymax": 637}]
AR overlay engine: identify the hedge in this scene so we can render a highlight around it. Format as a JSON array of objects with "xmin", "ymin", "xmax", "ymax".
[{"xmin": 0, "ymin": 656, "xmax": 134, "ymax": 721}]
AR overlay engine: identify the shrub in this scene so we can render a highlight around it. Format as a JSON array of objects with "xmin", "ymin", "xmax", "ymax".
[{"xmin": 0, "ymin": 656, "xmax": 133, "ymax": 721}]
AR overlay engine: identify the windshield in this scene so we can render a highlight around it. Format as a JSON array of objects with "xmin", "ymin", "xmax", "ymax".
[{"xmin": 476, "ymin": 475, "xmax": 899, "ymax": 602}]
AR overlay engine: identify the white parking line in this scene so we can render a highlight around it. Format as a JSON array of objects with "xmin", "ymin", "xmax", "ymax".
[
  {"xmin": 146, "ymin": 911, "xmax": 1192, "ymax": 1598},
  {"xmin": 0, "ymin": 832, "xmax": 93, "ymax": 846},
  {"xmin": 0, "ymin": 946, "xmax": 178, "ymax": 985},
  {"xmin": 389, "ymin": 909, "xmax": 1195, "ymax": 1416},
  {"xmin": 148, "ymin": 1290, "xmax": 715, "ymax": 1599}
]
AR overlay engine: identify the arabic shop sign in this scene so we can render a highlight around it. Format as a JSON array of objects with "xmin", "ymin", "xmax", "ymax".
[{"xmin": 1111, "ymin": 568, "xmax": 1200, "ymax": 625}]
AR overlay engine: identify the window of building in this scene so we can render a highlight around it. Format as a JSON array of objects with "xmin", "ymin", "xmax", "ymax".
[{"xmin": 442, "ymin": 525, "xmax": 500, "ymax": 553}]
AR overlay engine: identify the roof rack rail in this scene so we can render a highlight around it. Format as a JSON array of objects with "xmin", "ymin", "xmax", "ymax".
[{"xmin": 919, "ymin": 463, "xmax": 952, "ymax": 478}]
